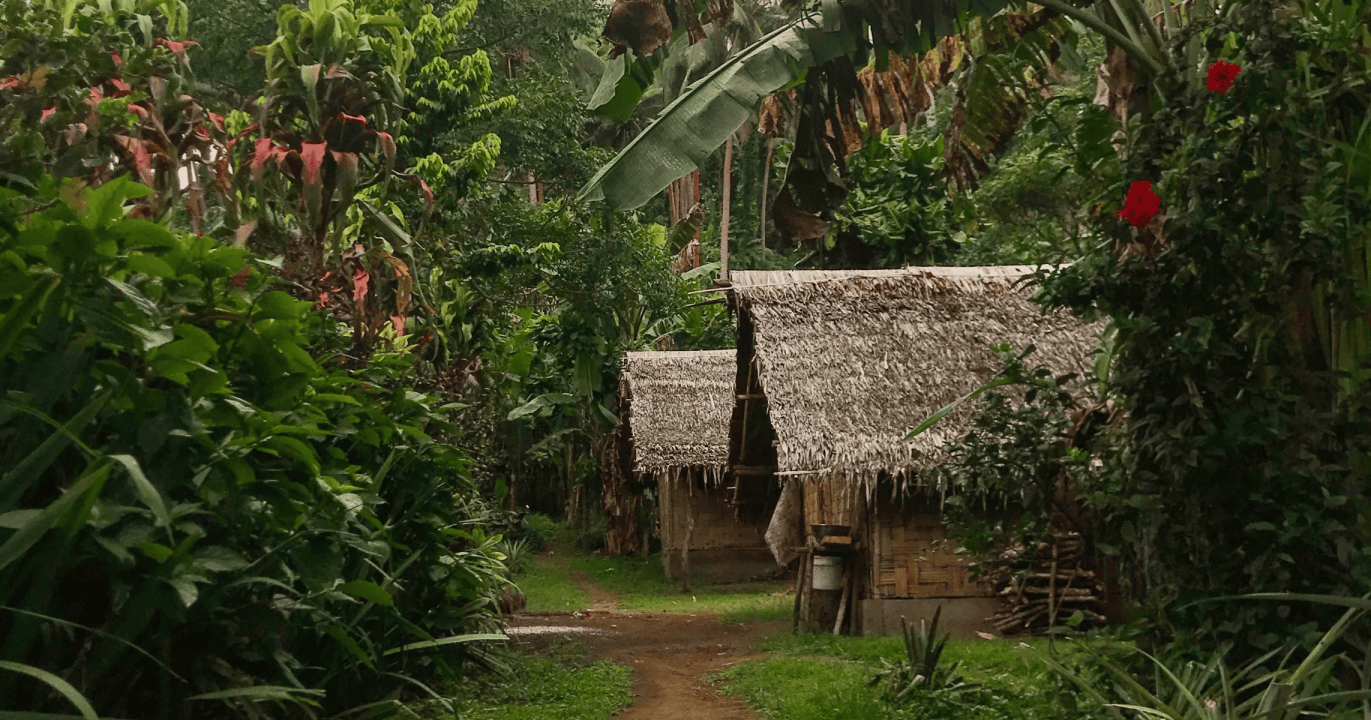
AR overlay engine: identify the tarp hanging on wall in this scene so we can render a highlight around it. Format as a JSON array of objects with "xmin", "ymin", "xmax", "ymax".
[{"xmin": 765, "ymin": 481, "xmax": 804, "ymax": 567}]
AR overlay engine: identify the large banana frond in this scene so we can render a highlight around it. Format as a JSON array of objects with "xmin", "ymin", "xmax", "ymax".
[
  {"xmin": 578, "ymin": 10, "xmax": 847, "ymax": 209},
  {"xmin": 579, "ymin": 0, "xmax": 1016, "ymax": 211},
  {"xmin": 942, "ymin": 10, "xmax": 1075, "ymax": 190}
]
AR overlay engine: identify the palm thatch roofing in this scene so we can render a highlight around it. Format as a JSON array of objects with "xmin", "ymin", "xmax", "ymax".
[
  {"xmin": 728, "ymin": 266, "xmax": 1101, "ymax": 488},
  {"xmin": 620, "ymin": 350, "xmax": 737, "ymax": 479}
]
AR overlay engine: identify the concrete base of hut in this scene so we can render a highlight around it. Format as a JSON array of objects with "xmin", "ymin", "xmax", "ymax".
[
  {"xmin": 662, "ymin": 548, "xmax": 784, "ymax": 586},
  {"xmin": 857, "ymin": 597, "xmax": 1001, "ymax": 638}
]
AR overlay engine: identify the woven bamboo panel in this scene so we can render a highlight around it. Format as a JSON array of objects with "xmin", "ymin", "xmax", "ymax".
[
  {"xmin": 871, "ymin": 501, "xmax": 990, "ymax": 599},
  {"xmin": 802, "ymin": 475, "xmax": 857, "ymax": 531},
  {"xmin": 659, "ymin": 474, "xmax": 767, "ymax": 552}
]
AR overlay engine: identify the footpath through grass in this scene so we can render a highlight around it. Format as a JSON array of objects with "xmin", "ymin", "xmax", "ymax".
[
  {"xmin": 518, "ymin": 547, "xmax": 792, "ymax": 623},
  {"xmin": 714, "ymin": 633, "xmax": 1067, "ymax": 720}
]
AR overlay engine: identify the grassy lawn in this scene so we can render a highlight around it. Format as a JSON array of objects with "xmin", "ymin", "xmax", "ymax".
[
  {"xmin": 516, "ymin": 560, "xmax": 592, "ymax": 612},
  {"xmin": 515, "ymin": 547, "xmax": 792, "ymax": 622},
  {"xmin": 715, "ymin": 633, "xmax": 1068, "ymax": 720},
  {"xmin": 422, "ymin": 638, "xmax": 633, "ymax": 720}
]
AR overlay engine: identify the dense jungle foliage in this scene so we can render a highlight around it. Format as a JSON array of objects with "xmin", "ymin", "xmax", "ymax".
[{"xmin": 5, "ymin": 0, "xmax": 1371, "ymax": 715}]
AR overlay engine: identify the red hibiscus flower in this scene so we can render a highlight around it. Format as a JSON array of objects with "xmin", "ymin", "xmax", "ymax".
[
  {"xmin": 1207, "ymin": 59, "xmax": 1240, "ymax": 94},
  {"xmin": 338, "ymin": 112, "xmax": 367, "ymax": 126},
  {"xmin": 110, "ymin": 78, "xmax": 131, "ymax": 95},
  {"xmin": 40, "ymin": 106, "xmax": 56, "ymax": 123},
  {"xmin": 1117, "ymin": 181, "xmax": 1161, "ymax": 227}
]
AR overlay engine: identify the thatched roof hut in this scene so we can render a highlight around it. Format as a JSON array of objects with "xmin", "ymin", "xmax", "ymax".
[
  {"xmin": 724, "ymin": 266, "xmax": 1103, "ymax": 635},
  {"xmin": 620, "ymin": 349, "xmax": 736, "ymax": 481},
  {"xmin": 726, "ymin": 266, "xmax": 1101, "ymax": 491},
  {"xmin": 617, "ymin": 350, "xmax": 779, "ymax": 585}
]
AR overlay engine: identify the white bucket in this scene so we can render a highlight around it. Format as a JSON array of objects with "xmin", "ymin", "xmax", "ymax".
[{"xmin": 812, "ymin": 555, "xmax": 844, "ymax": 590}]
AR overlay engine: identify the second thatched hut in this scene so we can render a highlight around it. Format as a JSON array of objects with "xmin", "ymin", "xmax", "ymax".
[
  {"xmin": 724, "ymin": 267, "xmax": 1101, "ymax": 635},
  {"xmin": 619, "ymin": 350, "xmax": 779, "ymax": 585}
]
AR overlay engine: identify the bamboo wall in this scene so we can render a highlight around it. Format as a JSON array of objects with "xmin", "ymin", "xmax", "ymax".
[
  {"xmin": 657, "ymin": 471, "xmax": 769, "ymax": 553},
  {"xmin": 866, "ymin": 496, "xmax": 991, "ymax": 600}
]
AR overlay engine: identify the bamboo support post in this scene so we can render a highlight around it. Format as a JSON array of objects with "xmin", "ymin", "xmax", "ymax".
[{"xmin": 833, "ymin": 570, "xmax": 852, "ymax": 636}]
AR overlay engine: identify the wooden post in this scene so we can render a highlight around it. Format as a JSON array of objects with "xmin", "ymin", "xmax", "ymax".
[
  {"xmin": 760, "ymin": 137, "xmax": 775, "ymax": 250},
  {"xmin": 792, "ymin": 548, "xmax": 808, "ymax": 634},
  {"xmin": 1047, "ymin": 542, "xmax": 1058, "ymax": 630},
  {"xmin": 833, "ymin": 569, "xmax": 852, "ymax": 635},
  {"xmin": 800, "ymin": 548, "xmax": 813, "ymax": 631},
  {"xmin": 682, "ymin": 504, "xmax": 694, "ymax": 593},
  {"xmin": 720, "ymin": 135, "xmax": 732, "ymax": 283}
]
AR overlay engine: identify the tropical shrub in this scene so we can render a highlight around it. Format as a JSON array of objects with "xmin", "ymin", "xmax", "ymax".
[
  {"xmin": 1038, "ymin": 0, "xmax": 1371, "ymax": 648},
  {"xmin": 0, "ymin": 177, "xmax": 507, "ymax": 717},
  {"xmin": 1032, "ymin": 596, "xmax": 1371, "ymax": 720}
]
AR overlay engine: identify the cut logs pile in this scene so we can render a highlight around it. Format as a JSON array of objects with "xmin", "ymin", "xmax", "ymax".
[{"xmin": 982, "ymin": 532, "xmax": 1108, "ymax": 634}]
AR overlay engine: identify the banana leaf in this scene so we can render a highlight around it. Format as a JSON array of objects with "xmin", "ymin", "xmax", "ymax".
[
  {"xmin": 577, "ymin": 0, "xmax": 1020, "ymax": 211},
  {"xmin": 577, "ymin": 8, "xmax": 847, "ymax": 210}
]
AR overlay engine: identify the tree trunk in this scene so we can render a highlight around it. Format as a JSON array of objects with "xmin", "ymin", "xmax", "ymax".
[
  {"xmin": 760, "ymin": 137, "xmax": 775, "ymax": 250},
  {"xmin": 721, "ymin": 135, "xmax": 733, "ymax": 282}
]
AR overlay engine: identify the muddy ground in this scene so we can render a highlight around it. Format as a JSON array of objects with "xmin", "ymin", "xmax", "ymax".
[{"xmin": 505, "ymin": 571, "xmax": 785, "ymax": 719}]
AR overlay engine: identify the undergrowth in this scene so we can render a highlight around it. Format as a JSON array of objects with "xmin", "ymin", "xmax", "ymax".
[
  {"xmin": 412, "ymin": 638, "xmax": 632, "ymax": 720},
  {"xmin": 717, "ymin": 634, "xmax": 1065, "ymax": 720}
]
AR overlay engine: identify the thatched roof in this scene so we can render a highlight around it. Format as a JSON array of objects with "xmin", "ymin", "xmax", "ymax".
[
  {"xmin": 728, "ymin": 266, "xmax": 1101, "ymax": 487},
  {"xmin": 621, "ymin": 350, "xmax": 737, "ymax": 477}
]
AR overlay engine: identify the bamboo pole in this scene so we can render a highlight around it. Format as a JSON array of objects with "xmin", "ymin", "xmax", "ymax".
[
  {"xmin": 760, "ymin": 137, "xmax": 775, "ymax": 250},
  {"xmin": 720, "ymin": 135, "xmax": 733, "ymax": 283},
  {"xmin": 682, "ymin": 507, "xmax": 694, "ymax": 593},
  {"xmin": 833, "ymin": 570, "xmax": 852, "ymax": 635},
  {"xmin": 792, "ymin": 549, "xmax": 807, "ymax": 634}
]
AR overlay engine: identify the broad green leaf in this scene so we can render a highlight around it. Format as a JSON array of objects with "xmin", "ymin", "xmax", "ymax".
[
  {"xmin": 0, "ymin": 510, "xmax": 41, "ymax": 528},
  {"xmin": 82, "ymin": 175, "xmax": 151, "ymax": 229},
  {"xmin": 904, "ymin": 376, "xmax": 1016, "ymax": 439},
  {"xmin": 0, "ymin": 273, "xmax": 60, "ymax": 360},
  {"xmin": 506, "ymin": 395, "xmax": 550, "ymax": 421},
  {"xmin": 323, "ymin": 624, "xmax": 374, "ymax": 669},
  {"xmin": 310, "ymin": 393, "xmax": 361, "ymax": 405},
  {"xmin": 126, "ymin": 253, "xmax": 177, "ymax": 278},
  {"xmin": 264, "ymin": 435, "xmax": 320, "ymax": 474},
  {"xmin": 104, "ymin": 277, "xmax": 160, "ymax": 319},
  {"xmin": 381, "ymin": 633, "xmax": 508, "ymax": 657},
  {"xmin": 337, "ymin": 579, "xmax": 393, "ymax": 606},
  {"xmin": 255, "ymin": 291, "xmax": 307, "ymax": 320},
  {"xmin": 0, "ymin": 662, "xmax": 99, "ymax": 720},
  {"xmin": 0, "ymin": 390, "xmax": 111, "ymax": 508},
  {"xmin": 187, "ymin": 685, "xmax": 324, "ymax": 705},
  {"xmin": 0, "ymin": 460, "xmax": 112, "ymax": 573},
  {"xmin": 680, "ymin": 261, "xmax": 721, "ymax": 281},
  {"xmin": 110, "ymin": 455, "xmax": 171, "ymax": 528},
  {"xmin": 577, "ymin": 11, "xmax": 848, "ymax": 210}
]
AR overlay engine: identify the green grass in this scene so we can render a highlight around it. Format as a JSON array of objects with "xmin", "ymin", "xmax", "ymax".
[
  {"xmin": 618, "ymin": 581, "xmax": 793, "ymax": 624},
  {"xmin": 426, "ymin": 638, "xmax": 632, "ymax": 720},
  {"xmin": 715, "ymin": 634, "xmax": 1068, "ymax": 720},
  {"xmin": 515, "ymin": 561, "xmax": 592, "ymax": 613},
  {"xmin": 518, "ymin": 547, "xmax": 792, "ymax": 622}
]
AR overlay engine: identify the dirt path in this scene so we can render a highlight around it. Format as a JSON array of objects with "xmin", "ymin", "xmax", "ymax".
[{"xmin": 508, "ymin": 569, "xmax": 779, "ymax": 719}]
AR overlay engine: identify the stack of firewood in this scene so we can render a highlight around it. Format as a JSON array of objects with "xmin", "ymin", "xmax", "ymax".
[{"xmin": 982, "ymin": 532, "xmax": 1108, "ymax": 634}]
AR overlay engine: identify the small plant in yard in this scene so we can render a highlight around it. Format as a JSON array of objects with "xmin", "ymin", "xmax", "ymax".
[
  {"xmin": 495, "ymin": 537, "xmax": 535, "ymax": 577},
  {"xmin": 872, "ymin": 606, "xmax": 980, "ymax": 704}
]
